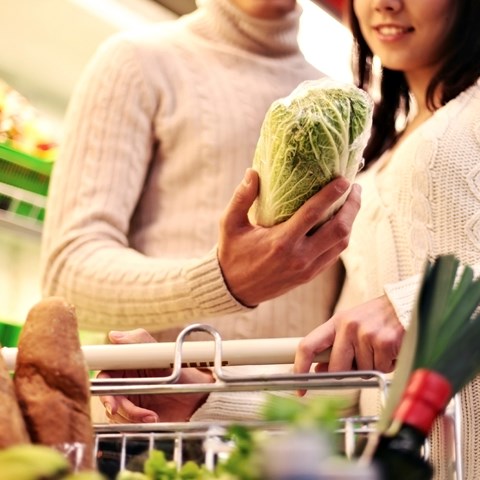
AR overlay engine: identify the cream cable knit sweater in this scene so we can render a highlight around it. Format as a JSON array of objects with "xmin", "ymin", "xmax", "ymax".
[
  {"xmin": 41, "ymin": 0, "xmax": 345, "ymax": 342},
  {"xmin": 337, "ymin": 80, "xmax": 480, "ymax": 480}
]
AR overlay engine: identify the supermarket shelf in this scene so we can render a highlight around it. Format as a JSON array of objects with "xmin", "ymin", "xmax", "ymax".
[
  {"xmin": 0, "ymin": 210, "xmax": 43, "ymax": 237},
  {"xmin": 0, "ymin": 182, "xmax": 46, "ymax": 237},
  {"xmin": 0, "ymin": 143, "xmax": 52, "ymax": 237},
  {"xmin": 0, "ymin": 143, "xmax": 54, "ymax": 178}
]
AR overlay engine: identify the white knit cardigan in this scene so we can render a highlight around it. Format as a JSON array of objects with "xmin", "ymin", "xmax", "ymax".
[{"xmin": 338, "ymin": 80, "xmax": 480, "ymax": 480}]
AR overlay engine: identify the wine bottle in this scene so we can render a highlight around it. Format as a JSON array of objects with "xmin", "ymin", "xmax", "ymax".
[{"xmin": 371, "ymin": 368, "xmax": 452, "ymax": 480}]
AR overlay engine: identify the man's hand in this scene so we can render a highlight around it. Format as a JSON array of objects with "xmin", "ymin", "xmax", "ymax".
[
  {"xmin": 294, "ymin": 295, "xmax": 405, "ymax": 395},
  {"xmin": 97, "ymin": 329, "xmax": 214, "ymax": 423},
  {"xmin": 218, "ymin": 168, "xmax": 361, "ymax": 307}
]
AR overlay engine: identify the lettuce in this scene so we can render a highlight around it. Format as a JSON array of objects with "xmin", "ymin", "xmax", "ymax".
[{"xmin": 251, "ymin": 79, "xmax": 373, "ymax": 227}]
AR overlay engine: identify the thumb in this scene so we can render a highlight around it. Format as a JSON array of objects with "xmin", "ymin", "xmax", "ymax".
[
  {"xmin": 222, "ymin": 168, "xmax": 258, "ymax": 233},
  {"xmin": 108, "ymin": 328, "xmax": 156, "ymax": 344}
]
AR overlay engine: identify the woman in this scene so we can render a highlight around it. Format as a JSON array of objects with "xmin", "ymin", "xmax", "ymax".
[{"xmin": 295, "ymin": 0, "xmax": 480, "ymax": 478}]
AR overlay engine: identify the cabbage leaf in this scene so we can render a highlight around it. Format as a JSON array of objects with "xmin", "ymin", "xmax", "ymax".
[{"xmin": 251, "ymin": 79, "xmax": 373, "ymax": 227}]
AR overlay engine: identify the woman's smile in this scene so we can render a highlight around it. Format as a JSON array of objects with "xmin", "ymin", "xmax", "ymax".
[{"xmin": 372, "ymin": 23, "xmax": 414, "ymax": 42}]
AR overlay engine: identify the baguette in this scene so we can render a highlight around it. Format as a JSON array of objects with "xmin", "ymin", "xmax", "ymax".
[
  {"xmin": 0, "ymin": 349, "xmax": 30, "ymax": 448},
  {"xmin": 13, "ymin": 296, "xmax": 94, "ymax": 470}
]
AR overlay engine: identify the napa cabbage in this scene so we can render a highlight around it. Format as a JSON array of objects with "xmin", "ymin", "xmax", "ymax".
[{"xmin": 251, "ymin": 79, "xmax": 373, "ymax": 227}]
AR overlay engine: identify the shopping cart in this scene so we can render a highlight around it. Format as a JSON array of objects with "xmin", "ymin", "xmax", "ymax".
[{"xmin": 89, "ymin": 324, "xmax": 463, "ymax": 479}]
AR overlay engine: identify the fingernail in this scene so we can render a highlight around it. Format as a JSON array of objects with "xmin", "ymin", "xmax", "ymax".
[
  {"xmin": 104, "ymin": 403, "xmax": 112, "ymax": 415},
  {"xmin": 243, "ymin": 168, "xmax": 253, "ymax": 186},
  {"xmin": 142, "ymin": 415, "xmax": 158, "ymax": 423},
  {"xmin": 109, "ymin": 331, "xmax": 125, "ymax": 341}
]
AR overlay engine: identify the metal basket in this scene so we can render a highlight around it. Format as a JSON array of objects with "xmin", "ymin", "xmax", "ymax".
[{"xmin": 89, "ymin": 324, "xmax": 464, "ymax": 479}]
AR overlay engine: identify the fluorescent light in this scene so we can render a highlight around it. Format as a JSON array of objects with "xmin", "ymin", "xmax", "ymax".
[
  {"xmin": 298, "ymin": 0, "xmax": 353, "ymax": 82},
  {"xmin": 68, "ymin": 0, "xmax": 175, "ymax": 30}
]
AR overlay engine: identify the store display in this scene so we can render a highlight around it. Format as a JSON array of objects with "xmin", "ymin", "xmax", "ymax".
[
  {"xmin": 0, "ymin": 320, "xmax": 22, "ymax": 347},
  {"xmin": 0, "ymin": 79, "xmax": 56, "ymax": 230},
  {"xmin": 0, "ymin": 79, "xmax": 57, "ymax": 161}
]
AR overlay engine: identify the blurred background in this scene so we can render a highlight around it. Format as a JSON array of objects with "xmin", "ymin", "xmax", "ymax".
[{"xmin": 0, "ymin": 0, "xmax": 351, "ymax": 338}]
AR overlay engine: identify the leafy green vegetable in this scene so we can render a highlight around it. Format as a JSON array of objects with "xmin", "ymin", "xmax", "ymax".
[
  {"xmin": 214, "ymin": 425, "xmax": 272, "ymax": 480},
  {"xmin": 377, "ymin": 254, "xmax": 480, "ymax": 435},
  {"xmin": 144, "ymin": 450, "xmax": 184, "ymax": 479},
  {"xmin": 261, "ymin": 394, "xmax": 344, "ymax": 434},
  {"xmin": 251, "ymin": 78, "xmax": 373, "ymax": 227},
  {"xmin": 116, "ymin": 472, "xmax": 149, "ymax": 480},
  {"xmin": 115, "ymin": 395, "xmax": 346, "ymax": 480},
  {"xmin": 415, "ymin": 256, "xmax": 480, "ymax": 393}
]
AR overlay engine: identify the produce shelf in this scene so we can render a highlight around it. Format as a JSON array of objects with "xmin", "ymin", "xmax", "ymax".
[{"xmin": 0, "ymin": 143, "xmax": 53, "ymax": 234}]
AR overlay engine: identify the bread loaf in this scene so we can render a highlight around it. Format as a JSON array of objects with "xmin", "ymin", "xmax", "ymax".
[
  {"xmin": 0, "ymin": 350, "xmax": 30, "ymax": 448},
  {"xmin": 13, "ymin": 296, "xmax": 94, "ymax": 470}
]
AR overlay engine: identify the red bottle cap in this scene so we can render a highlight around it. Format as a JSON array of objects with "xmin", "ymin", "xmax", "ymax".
[{"xmin": 392, "ymin": 368, "xmax": 452, "ymax": 435}]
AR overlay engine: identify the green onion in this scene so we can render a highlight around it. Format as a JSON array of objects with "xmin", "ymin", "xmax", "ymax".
[{"xmin": 383, "ymin": 255, "xmax": 480, "ymax": 433}]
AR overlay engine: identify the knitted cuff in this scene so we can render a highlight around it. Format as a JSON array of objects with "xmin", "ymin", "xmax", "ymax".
[
  {"xmin": 383, "ymin": 274, "xmax": 422, "ymax": 329},
  {"xmin": 184, "ymin": 247, "xmax": 253, "ymax": 317}
]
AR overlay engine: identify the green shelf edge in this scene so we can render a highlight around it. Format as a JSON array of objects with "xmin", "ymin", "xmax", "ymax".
[{"xmin": 0, "ymin": 143, "xmax": 54, "ymax": 176}]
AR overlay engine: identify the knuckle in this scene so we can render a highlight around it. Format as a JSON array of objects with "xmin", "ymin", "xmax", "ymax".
[
  {"xmin": 297, "ymin": 338, "xmax": 313, "ymax": 356},
  {"xmin": 332, "ymin": 218, "xmax": 351, "ymax": 239},
  {"xmin": 335, "ymin": 236, "xmax": 350, "ymax": 251},
  {"xmin": 343, "ymin": 317, "xmax": 360, "ymax": 335},
  {"xmin": 373, "ymin": 335, "xmax": 396, "ymax": 354},
  {"xmin": 300, "ymin": 201, "xmax": 323, "ymax": 227},
  {"xmin": 270, "ymin": 236, "xmax": 290, "ymax": 256},
  {"xmin": 271, "ymin": 237, "xmax": 309, "ymax": 272},
  {"xmin": 304, "ymin": 208, "xmax": 321, "ymax": 227},
  {"xmin": 291, "ymin": 256, "xmax": 310, "ymax": 274}
]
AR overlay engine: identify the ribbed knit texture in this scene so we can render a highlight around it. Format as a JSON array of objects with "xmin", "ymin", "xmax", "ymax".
[{"xmin": 337, "ymin": 79, "xmax": 480, "ymax": 480}]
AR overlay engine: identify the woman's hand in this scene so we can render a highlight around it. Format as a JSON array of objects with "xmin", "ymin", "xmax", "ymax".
[
  {"xmin": 97, "ymin": 329, "xmax": 214, "ymax": 423},
  {"xmin": 294, "ymin": 295, "xmax": 405, "ymax": 394},
  {"xmin": 218, "ymin": 168, "xmax": 361, "ymax": 307}
]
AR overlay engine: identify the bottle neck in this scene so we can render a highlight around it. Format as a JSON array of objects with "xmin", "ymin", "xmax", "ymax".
[
  {"xmin": 391, "ymin": 368, "xmax": 452, "ymax": 436},
  {"xmin": 373, "ymin": 424, "xmax": 433, "ymax": 480}
]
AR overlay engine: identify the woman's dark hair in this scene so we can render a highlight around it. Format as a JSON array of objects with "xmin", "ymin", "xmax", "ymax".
[{"xmin": 347, "ymin": 0, "xmax": 480, "ymax": 165}]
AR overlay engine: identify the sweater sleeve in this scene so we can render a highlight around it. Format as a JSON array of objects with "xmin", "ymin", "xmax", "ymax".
[
  {"xmin": 384, "ymin": 265, "xmax": 480, "ymax": 331},
  {"xmin": 383, "ymin": 86, "xmax": 480, "ymax": 331},
  {"xmin": 383, "ymin": 274, "xmax": 421, "ymax": 329},
  {"xmin": 40, "ymin": 35, "xmax": 247, "ymax": 332}
]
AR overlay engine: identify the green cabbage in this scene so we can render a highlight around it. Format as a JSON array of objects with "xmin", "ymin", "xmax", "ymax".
[{"xmin": 251, "ymin": 79, "xmax": 373, "ymax": 227}]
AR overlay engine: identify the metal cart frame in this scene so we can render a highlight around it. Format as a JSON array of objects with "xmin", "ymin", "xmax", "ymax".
[{"xmin": 90, "ymin": 324, "xmax": 463, "ymax": 479}]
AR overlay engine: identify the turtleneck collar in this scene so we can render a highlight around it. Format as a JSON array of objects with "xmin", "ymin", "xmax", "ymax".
[{"xmin": 184, "ymin": 0, "xmax": 303, "ymax": 57}]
